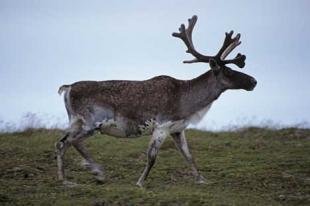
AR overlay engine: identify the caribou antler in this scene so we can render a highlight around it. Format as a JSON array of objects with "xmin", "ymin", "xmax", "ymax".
[
  {"xmin": 172, "ymin": 15, "xmax": 246, "ymax": 68},
  {"xmin": 215, "ymin": 31, "xmax": 246, "ymax": 68},
  {"xmin": 172, "ymin": 15, "xmax": 212, "ymax": 64}
]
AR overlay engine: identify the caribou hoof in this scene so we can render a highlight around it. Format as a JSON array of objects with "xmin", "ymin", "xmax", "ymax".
[
  {"xmin": 94, "ymin": 174, "xmax": 105, "ymax": 184},
  {"xmin": 136, "ymin": 181, "xmax": 144, "ymax": 188},
  {"xmin": 63, "ymin": 180, "xmax": 79, "ymax": 188},
  {"xmin": 80, "ymin": 159, "xmax": 92, "ymax": 169},
  {"xmin": 195, "ymin": 175, "xmax": 206, "ymax": 184}
]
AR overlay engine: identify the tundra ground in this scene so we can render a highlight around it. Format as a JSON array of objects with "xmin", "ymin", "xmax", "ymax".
[{"xmin": 0, "ymin": 128, "xmax": 309, "ymax": 205}]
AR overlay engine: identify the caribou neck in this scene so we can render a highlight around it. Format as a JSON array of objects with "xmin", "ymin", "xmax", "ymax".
[{"xmin": 179, "ymin": 70, "xmax": 224, "ymax": 118}]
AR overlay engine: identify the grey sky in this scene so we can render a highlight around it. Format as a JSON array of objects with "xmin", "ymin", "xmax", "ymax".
[{"xmin": 1, "ymin": 0, "xmax": 309, "ymax": 130}]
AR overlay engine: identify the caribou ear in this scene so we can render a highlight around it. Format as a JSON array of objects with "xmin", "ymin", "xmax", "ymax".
[{"xmin": 210, "ymin": 59, "xmax": 221, "ymax": 75}]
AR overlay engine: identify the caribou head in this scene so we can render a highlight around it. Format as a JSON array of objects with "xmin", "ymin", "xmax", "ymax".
[{"xmin": 172, "ymin": 15, "xmax": 257, "ymax": 91}]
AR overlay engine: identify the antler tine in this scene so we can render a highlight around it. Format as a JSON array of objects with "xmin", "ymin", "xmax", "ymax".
[
  {"xmin": 214, "ymin": 31, "xmax": 233, "ymax": 58},
  {"xmin": 220, "ymin": 33, "xmax": 241, "ymax": 60},
  {"xmin": 172, "ymin": 15, "xmax": 212, "ymax": 64},
  {"xmin": 215, "ymin": 31, "xmax": 246, "ymax": 68},
  {"xmin": 222, "ymin": 53, "xmax": 246, "ymax": 68},
  {"xmin": 215, "ymin": 31, "xmax": 239, "ymax": 60}
]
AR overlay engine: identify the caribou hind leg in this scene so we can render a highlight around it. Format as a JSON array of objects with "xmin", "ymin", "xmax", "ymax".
[
  {"xmin": 171, "ymin": 131, "xmax": 205, "ymax": 184},
  {"xmin": 72, "ymin": 141, "xmax": 105, "ymax": 182},
  {"xmin": 55, "ymin": 132, "xmax": 70, "ymax": 182},
  {"xmin": 55, "ymin": 118, "xmax": 104, "ymax": 185},
  {"xmin": 55, "ymin": 131, "xmax": 82, "ymax": 187}
]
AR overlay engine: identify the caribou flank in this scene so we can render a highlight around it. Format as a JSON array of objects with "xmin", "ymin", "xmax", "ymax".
[{"xmin": 55, "ymin": 15, "xmax": 257, "ymax": 187}]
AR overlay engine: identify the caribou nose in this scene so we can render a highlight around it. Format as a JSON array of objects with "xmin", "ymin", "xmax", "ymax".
[{"xmin": 250, "ymin": 78, "xmax": 257, "ymax": 87}]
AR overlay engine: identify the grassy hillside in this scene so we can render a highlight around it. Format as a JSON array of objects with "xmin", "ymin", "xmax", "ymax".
[{"xmin": 0, "ymin": 128, "xmax": 309, "ymax": 205}]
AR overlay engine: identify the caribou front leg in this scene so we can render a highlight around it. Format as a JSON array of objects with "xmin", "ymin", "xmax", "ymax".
[
  {"xmin": 171, "ymin": 131, "xmax": 205, "ymax": 184},
  {"xmin": 136, "ymin": 128, "xmax": 168, "ymax": 187}
]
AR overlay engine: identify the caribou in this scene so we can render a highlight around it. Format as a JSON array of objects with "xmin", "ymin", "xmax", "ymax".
[{"xmin": 55, "ymin": 15, "xmax": 257, "ymax": 187}]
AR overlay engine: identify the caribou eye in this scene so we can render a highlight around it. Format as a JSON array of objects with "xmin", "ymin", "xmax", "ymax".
[{"xmin": 224, "ymin": 68, "xmax": 233, "ymax": 76}]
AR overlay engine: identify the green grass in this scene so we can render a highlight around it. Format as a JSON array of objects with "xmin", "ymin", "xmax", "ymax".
[{"xmin": 0, "ymin": 127, "xmax": 309, "ymax": 205}]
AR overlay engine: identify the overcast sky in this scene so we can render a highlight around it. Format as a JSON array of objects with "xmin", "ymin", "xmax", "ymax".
[{"xmin": 1, "ymin": 0, "xmax": 309, "ymax": 130}]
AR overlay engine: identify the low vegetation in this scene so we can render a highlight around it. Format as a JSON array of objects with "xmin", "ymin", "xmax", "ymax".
[{"xmin": 0, "ymin": 127, "xmax": 309, "ymax": 205}]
